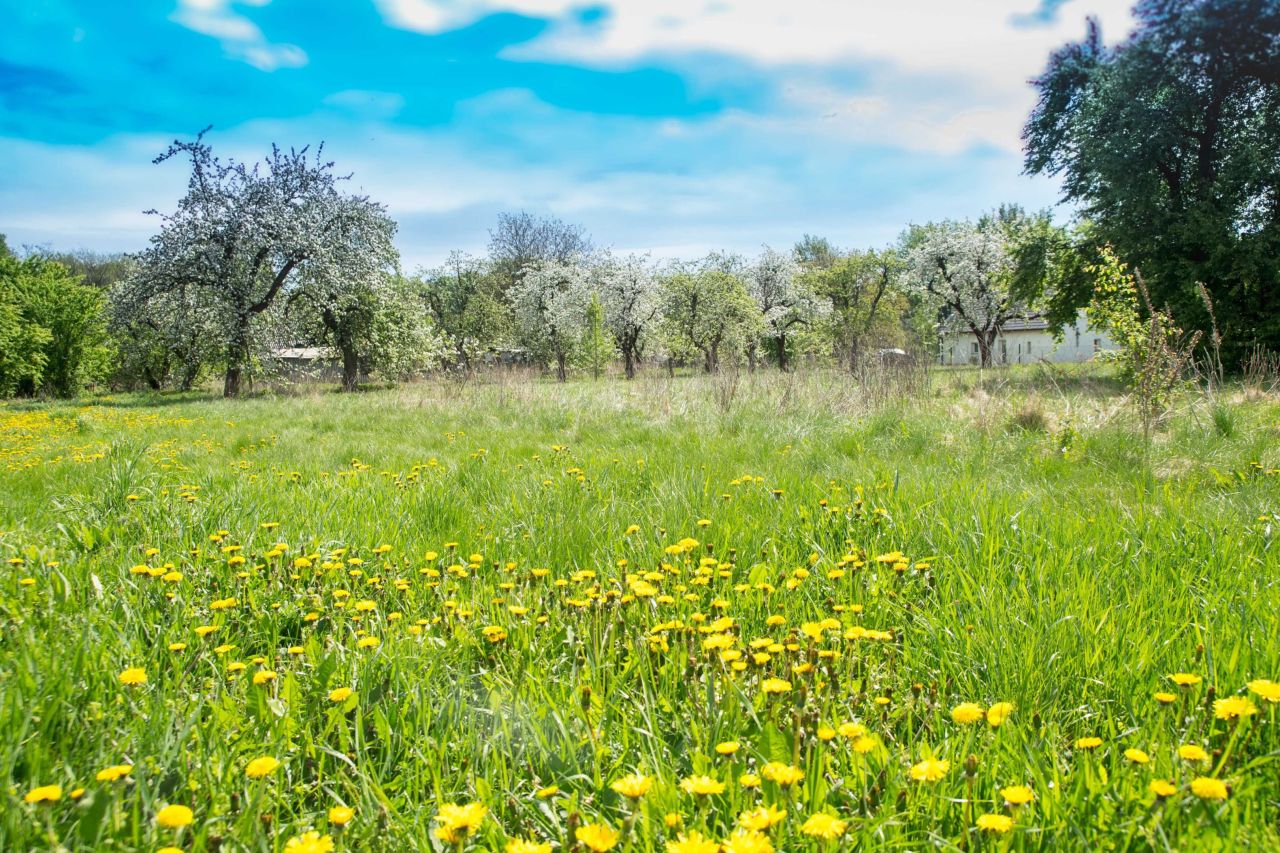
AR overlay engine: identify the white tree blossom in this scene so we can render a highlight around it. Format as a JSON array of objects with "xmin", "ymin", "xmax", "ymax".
[
  {"xmin": 904, "ymin": 220, "xmax": 1021, "ymax": 367},
  {"xmin": 511, "ymin": 257, "xmax": 593, "ymax": 381},
  {"xmin": 746, "ymin": 246, "xmax": 826, "ymax": 371},
  {"xmin": 595, "ymin": 252, "xmax": 660, "ymax": 379},
  {"xmin": 130, "ymin": 130, "xmax": 397, "ymax": 396}
]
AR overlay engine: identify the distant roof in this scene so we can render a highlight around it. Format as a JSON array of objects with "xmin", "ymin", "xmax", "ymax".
[
  {"xmin": 1001, "ymin": 316, "xmax": 1051, "ymax": 332},
  {"xmin": 273, "ymin": 347, "xmax": 332, "ymax": 360}
]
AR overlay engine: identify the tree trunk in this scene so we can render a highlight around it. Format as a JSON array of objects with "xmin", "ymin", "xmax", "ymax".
[
  {"xmin": 776, "ymin": 334, "xmax": 789, "ymax": 372},
  {"xmin": 848, "ymin": 337, "xmax": 860, "ymax": 373},
  {"xmin": 341, "ymin": 345, "xmax": 360, "ymax": 392},
  {"xmin": 223, "ymin": 366, "xmax": 242, "ymax": 398},
  {"xmin": 224, "ymin": 320, "xmax": 250, "ymax": 398},
  {"xmin": 623, "ymin": 347, "xmax": 636, "ymax": 380},
  {"xmin": 975, "ymin": 329, "xmax": 995, "ymax": 368},
  {"xmin": 555, "ymin": 352, "xmax": 567, "ymax": 382}
]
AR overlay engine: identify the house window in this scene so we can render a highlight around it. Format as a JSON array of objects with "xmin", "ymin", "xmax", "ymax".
[
  {"xmin": 1093, "ymin": 338, "xmax": 1101, "ymax": 353},
  {"xmin": 971, "ymin": 342, "xmax": 979, "ymax": 354},
  {"xmin": 1027, "ymin": 341, "xmax": 1033, "ymax": 354}
]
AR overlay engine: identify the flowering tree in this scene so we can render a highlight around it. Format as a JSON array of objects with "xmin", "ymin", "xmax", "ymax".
[
  {"xmin": 659, "ymin": 256, "xmax": 761, "ymax": 373},
  {"xmin": 904, "ymin": 219, "xmax": 1022, "ymax": 367},
  {"xmin": 130, "ymin": 130, "xmax": 394, "ymax": 396},
  {"xmin": 284, "ymin": 196, "xmax": 426, "ymax": 391},
  {"xmin": 596, "ymin": 253, "xmax": 660, "ymax": 379},
  {"xmin": 746, "ymin": 247, "xmax": 824, "ymax": 371},
  {"xmin": 511, "ymin": 258, "xmax": 592, "ymax": 381}
]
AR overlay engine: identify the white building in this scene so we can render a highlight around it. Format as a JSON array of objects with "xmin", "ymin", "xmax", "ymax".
[{"xmin": 938, "ymin": 311, "xmax": 1116, "ymax": 366}]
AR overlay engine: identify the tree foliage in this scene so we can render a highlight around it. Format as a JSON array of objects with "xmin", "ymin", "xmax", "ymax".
[
  {"xmin": 128, "ymin": 130, "xmax": 397, "ymax": 396},
  {"xmin": 0, "ymin": 252, "xmax": 112, "ymax": 397},
  {"xmin": 1024, "ymin": 0, "xmax": 1280, "ymax": 361}
]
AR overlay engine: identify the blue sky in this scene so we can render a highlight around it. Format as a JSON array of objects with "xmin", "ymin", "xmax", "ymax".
[{"xmin": 0, "ymin": 0, "xmax": 1136, "ymax": 269}]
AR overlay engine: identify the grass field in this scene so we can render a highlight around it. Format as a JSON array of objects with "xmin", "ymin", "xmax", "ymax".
[{"xmin": 2, "ymin": 367, "xmax": 1279, "ymax": 852}]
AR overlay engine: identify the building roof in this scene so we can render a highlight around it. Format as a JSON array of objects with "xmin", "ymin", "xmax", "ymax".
[{"xmin": 273, "ymin": 347, "xmax": 332, "ymax": 360}]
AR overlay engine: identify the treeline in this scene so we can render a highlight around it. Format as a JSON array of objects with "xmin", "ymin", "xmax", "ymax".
[{"xmin": 1, "ymin": 186, "xmax": 1064, "ymax": 398}]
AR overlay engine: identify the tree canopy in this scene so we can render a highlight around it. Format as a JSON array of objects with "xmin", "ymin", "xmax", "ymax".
[{"xmin": 1024, "ymin": 0, "xmax": 1280, "ymax": 361}]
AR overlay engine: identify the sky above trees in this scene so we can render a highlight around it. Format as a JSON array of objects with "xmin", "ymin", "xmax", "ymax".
[{"xmin": 1, "ymin": 0, "xmax": 1136, "ymax": 268}]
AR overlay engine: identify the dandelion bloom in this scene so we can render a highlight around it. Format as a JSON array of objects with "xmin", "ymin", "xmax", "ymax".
[
  {"xmin": 1153, "ymin": 692, "xmax": 1177, "ymax": 704},
  {"xmin": 96, "ymin": 764, "xmax": 133, "ymax": 782},
  {"xmin": 800, "ymin": 813, "xmax": 847, "ymax": 839},
  {"xmin": 667, "ymin": 831, "xmax": 719, "ymax": 853},
  {"xmin": 245, "ymin": 756, "xmax": 281, "ymax": 779},
  {"xmin": 1074, "ymin": 737, "xmax": 1103, "ymax": 750},
  {"xmin": 329, "ymin": 687, "xmax": 353, "ymax": 703},
  {"xmin": 716, "ymin": 741, "xmax": 741, "ymax": 755},
  {"xmin": 1169, "ymin": 673, "xmax": 1202, "ymax": 687},
  {"xmin": 534, "ymin": 785, "xmax": 559, "ymax": 799},
  {"xmin": 356, "ymin": 636, "xmax": 380, "ymax": 650},
  {"xmin": 738, "ymin": 804, "xmax": 787, "ymax": 831},
  {"xmin": 681, "ymin": 774, "xmax": 726, "ymax": 796},
  {"xmin": 738, "ymin": 773, "xmax": 761, "ymax": 789},
  {"xmin": 575, "ymin": 822, "xmax": 620, "ymax": 852},
  {"xmin": 1178, "ymin": 745, "xmax": 1210, "ymax": 762},
  {"xmin": 1190, "ymin": 777, "xmax": 1228, "ymax": 800},
  {"xmin": 722, "ymin": 829, "xmax": 774, "ymax": 853},
  {"xmin": 976, "ymin": 814, "xmax": 1014, "ymax": 833},
  {"xmin": 284, "ymin": 831, "xmax": 335, "ymax": 853},
  {"xmin": 118, "ymin": 667, "xmax": 147, "ymax": 686},
  {"xmin": 434, "ymin": 802, "xmax": 486, "ymax": 843},
  {"xmin": 1001, "ymin": 785, "xmax": 1034, "ymax": 805},
  {"xmin": 761, "ymin": 678, "xmax": 791, "ymax": 695},
  {"xmin": 852, "ymin": 735, "xmax": 878, "ymax": 754},
  {"xmin": 986, "ymin": 702, "xmax": 1015, "ymax": 727},
  {"xmin": 909, "ymin": 758, "xmax": 950, "ymax": 782},
  {"xmin": 610, "ymin": 773, "xmax": 653, "ymax": 799},
  {"xmin": 328, "ymin": 805, "xmax": 355, "ymax": 825},
  {"xmin": 156, "ymin": 804, "xmax": 194, "ymax": 828},
  {"xmin": 1213, "ymin": 695, "xmax": 1258, "ymax": 721},
  {"xmin": 24, "ymin": 785, "xmax": 62, "ymax": 804},
  {"xmin": 507, "ymin": 840, "xmax": 552, "ymax": 853},
  {"xmin": 1149, "ymin": 779, "xmax": 1177, "ymax": 798},
  {"xmin": 252, "ymin": 670, "xmax": 277, "ymax": 686},
  {"xmin": 1247, "ymin": 678, "xmax": 1280, "ymax": 703},
  {"xmin": 760, "ymin": 762, "xmax": 804, "ymax": 786},
  {"xmin": 1124, "ymin": 749, "xmax": 1151, "ymax": 764},
  {"xmin": 951, "ymin": 702, "xmax": 984, "ymax": 724},
  {"xmin": 838, "ymin": 721, "xmax": 867, "ymax": 738}
]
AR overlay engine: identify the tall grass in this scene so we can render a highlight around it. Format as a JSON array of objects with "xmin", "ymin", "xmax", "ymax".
[{"xmin": 0, "ymin": 367, "xmax": 1277, "ymax": 851}]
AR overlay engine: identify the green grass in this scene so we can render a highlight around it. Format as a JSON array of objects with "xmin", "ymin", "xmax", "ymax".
[{"xmin": 1, "ymin": 368, "xmax": 1278, "ymax": 851}]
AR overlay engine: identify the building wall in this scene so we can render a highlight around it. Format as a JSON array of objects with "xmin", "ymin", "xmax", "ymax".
[{"xmin": 939, "ymin": 312, "xmax": 1117, "ymax": 366}]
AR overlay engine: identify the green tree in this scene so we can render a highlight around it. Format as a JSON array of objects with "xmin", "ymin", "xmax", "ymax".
[
  {"xmin": 1024, "ymin": 0, "xmax": 1280, "ymax": 362},
  {"xmin": 420, "ymin": 253, "xmax": 513, "ymax": 369},
  {"xmin": 659, "ymin": 260, "xmax": 761, "ymax": 373},
  {"xmin": 576, "ymin": 291, "xmax": 615, "ymax": 379},
  {"xmin": 803, "ymin": 247, "xmax": 906, "ymax": 371},
  {"xmin": 0, "ymin": 253, "xmax": 112, "ymax": 397}
]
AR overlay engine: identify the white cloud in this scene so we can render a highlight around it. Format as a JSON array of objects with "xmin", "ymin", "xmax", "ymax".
[
  {"xmin": 172, "ymin": 0, "xmax": 307, "ymax": 70},
  {"xmin": 372, "ymin": 0, "xmax": 1135, "ymax": 158}
]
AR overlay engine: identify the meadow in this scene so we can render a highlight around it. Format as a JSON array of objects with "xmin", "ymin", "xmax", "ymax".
[{"xmin": 1, "ymin": 366, "xmax": 1278, "ymax": 852}]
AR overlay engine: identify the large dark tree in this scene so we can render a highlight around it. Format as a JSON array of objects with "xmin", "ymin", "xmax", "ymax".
[{"xmin": 1024, "ymin": 0, "xmax": 1280, "ymax": 362}]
